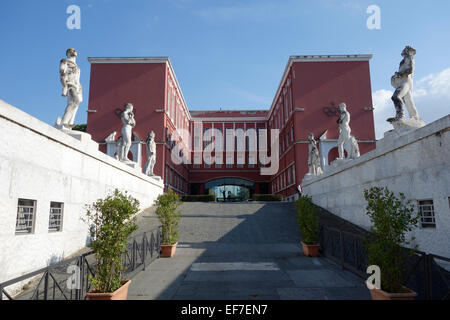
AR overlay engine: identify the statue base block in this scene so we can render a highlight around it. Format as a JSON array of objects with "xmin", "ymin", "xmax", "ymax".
[
  {"xmin": 330, "ymin": 158, "xmax": 352, "ymax": 168},
  {"xmin": 387, "ymin": 117, "xmax": 426, "ymax": 130},
  {"xmin": 148, "ymin": 175, "xmax": 162, "ymax": 182},
  {"xmin": 378, "ymin": 117, "xmax": 426, "ymax": 149},
  {"xmin": 123, "ymin": 161, "xmax": 141, "ymax": 171},
  {"xmin": 55, "ymin": 126, "xmax": 99, "ymax": 152},
  {"xmin": 302, "ymin": 173, "xmax": 322, "ymax": 183}
]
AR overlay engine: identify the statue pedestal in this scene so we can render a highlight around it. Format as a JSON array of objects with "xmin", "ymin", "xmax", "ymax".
[
  {"xmin": 55, "ymin": 126, "xmax": 99, "ymax": 152},
  {"xmin": 122, "ymin": 161, "xmax": 141, "ymax": 172},
  {"xmin": 302, "ymin": 173, "xmax": 322, "ymax": 182},
  {"xmin": 378, "ymin": 117, "xmax": 426, "ymax": 149},
  {"xmin": 148, "ymin": 175, "xmax": 162, "ymax": 182},
  {"xmin": 330, "ymin": 158, "xmax": 352, "ymax": 168},
  {"xmin": 388, "ymin": 117, "xmax": 426, "ymax": 130}
]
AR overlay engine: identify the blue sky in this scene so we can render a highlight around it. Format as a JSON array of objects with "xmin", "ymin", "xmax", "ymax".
[{"xmin": 1, "ymin": 0, "xmax": 449, "ymax": 138}]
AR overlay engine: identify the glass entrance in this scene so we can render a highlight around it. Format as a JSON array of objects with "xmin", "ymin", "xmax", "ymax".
[{"xmin": 204, "ymin": 178, "xmax": 254, "ymax": 202}]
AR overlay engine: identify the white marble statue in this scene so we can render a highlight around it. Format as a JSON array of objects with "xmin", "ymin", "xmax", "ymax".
[
  {"xmin": 144, "ymin": 131, "xmax": 157, "ymax": 176},
  {"xmin": 120, "ymin": 103, "xmax": 136, "ymax": 162},
  {"xmin": 337, "ymin": 103, "xmax": 360, "ymax": 160},
  {"xmin": 388, "ymin": 45, "xmax": 425, "ymax": 128},
  {"xmin": 57, "ymin": 48, "xmax": 83, "ymax": 129},
  {"xmin": 307, "ymin": 133, "xmax": 323, "ymax": 175}
]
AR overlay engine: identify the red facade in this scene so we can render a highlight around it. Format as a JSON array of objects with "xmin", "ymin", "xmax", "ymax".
[{"xmin": 86, "ymin": 55, "xmax": 376, "ymax": 200}]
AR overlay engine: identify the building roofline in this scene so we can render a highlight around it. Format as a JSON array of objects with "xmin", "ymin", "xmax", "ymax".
[
  {"xmin": 189, "ymin": 109, "xmax": 268, "ymax": 113},
  {"xmin": 87, "ymin": 57, "xmax": 170, "ymax": 63},
  {"xmin": 267, "ymin": 54, "xmax": 373, "ymax": 120},
  {"xmin": 290, "ymin": 54, "xmax": 373, "ymax": 62}
]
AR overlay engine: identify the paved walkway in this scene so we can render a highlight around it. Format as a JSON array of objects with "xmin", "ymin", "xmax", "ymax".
[{"xmin": 128, "ymin": 202, "xmax": 370, "ymax": 300}]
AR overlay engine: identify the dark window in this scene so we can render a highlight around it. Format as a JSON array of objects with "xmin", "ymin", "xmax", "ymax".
[
  {"xmin": 16, "ymin": 199, "xmax": 36, "ymax": 235},
  {"xmin": 49, "ymin": 202, "xmax": 63, "ymax": 232},
  {"xmin": 419, "ymin": 200, "xmax": 436, "ymax": 228}
]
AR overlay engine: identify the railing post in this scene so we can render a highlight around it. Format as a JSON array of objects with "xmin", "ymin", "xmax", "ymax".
[
  {"xmin": 425, "ymin": 254, "xmax": 433, "ymax": 300},
  {"xmin": 142, "ymin": 233, "xmax": 146, "ymax": 271},
  {"xmin": 339, "ymin": 231, "xmax": 345, "ymax": 269},
  {"xmin": 132, "ymin": 241, "xmax": 137, "ymax": 271},
  {"xmin": 43, "ymin": 271, "xmax": 49, "ymax": 300},
  {"xmin": 0, "ymin": 285, "xmax": 3, "ymax": 301}
]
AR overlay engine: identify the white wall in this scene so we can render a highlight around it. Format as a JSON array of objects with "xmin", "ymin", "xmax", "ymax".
[
  {"xmin": 0, "ymin": 99, "xmax": 164, "ymax": 287},
  {"xmin": 302, "ymin": 115, "xmax": 450, "ymax": 258}
]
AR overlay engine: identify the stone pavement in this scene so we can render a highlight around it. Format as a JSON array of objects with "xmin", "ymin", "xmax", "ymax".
[{"xmin": 128, "ymin": 202, "xmax": 371, "ymax": 300}]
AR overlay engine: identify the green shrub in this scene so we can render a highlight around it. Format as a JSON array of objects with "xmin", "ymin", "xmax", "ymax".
[
  {"xmin": 72, "ymin": 124, "xmax": 87, "ymax": 132},
  {"xmin": 181, "ymin": 195, "xmax": 216, "ymax": 202},
  {"xmin": 295, "ymin": 195, "xmax": 319, "ymax": 245},
  {"xmin": 155, "ymin": 189, "xmax": 181, "ymax": 245},
  {"xmin": 363, "ymin": 186, "xmax": 419, "ymax": 293},
  {"xmin": 85, "ymin": 189, "xmax": 139, "ymax": 293},
  {"xmin": 252, "ymin": 194, "xmax": 283, "ymax": 201}
]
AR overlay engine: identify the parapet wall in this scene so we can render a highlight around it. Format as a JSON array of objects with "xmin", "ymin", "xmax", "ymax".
[
  {"xmin": 0, "ymin": 99, "xmax": 164, "ymax": 285},
  {"xmin": 302, "ymin": 115, "xmax": 450, "ymax": 258}
]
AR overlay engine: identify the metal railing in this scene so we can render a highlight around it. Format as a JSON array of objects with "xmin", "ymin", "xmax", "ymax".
[
  {"xmin": 319, "ymin": 224, "xmax": 450, "ymax": 300},
  {"xmin": 0, "ymin": 226, "xmax": 162, "ymax": 300}
]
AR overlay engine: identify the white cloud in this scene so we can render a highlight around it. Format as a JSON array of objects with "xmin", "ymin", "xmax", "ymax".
[
  {"xmin": 372, "ymin": 89, "xmax": 394, "ymax": 139},
  {"xmin": 372, "ymin": 67, "xmax": 450, "ymax": 139}
]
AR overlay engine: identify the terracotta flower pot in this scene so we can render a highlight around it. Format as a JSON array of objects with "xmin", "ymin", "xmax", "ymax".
[
  {"xmin": 301, "ymin": 241, "xmax": 320, "ymax": 257},
  {"xmin": 160, "ymin": 242, "xmax": 178, "ymax": 257},
  {"xmin": 369, "ymin": 285, "xmax": 417, "ymax": 300},
  {"xmin": 86, "ymin": 280, "xmax": 131, "ymax": 300}
]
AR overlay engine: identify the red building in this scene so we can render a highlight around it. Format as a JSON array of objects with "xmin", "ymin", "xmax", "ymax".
[{"xmin": 86, "ymin": 55, "xmax": 376, "ymax": 201}]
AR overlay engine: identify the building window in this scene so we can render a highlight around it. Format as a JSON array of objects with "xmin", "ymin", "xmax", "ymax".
[
  {"xmin": 419, "ymin": 200, "xmax": 436, "ymax": 228},
  {"xmin": 49, "ymin": 202, "xmax": 63, "ymax": 232},
  {"xmin": 16, "ymin": 199, "xmax": 36, "ymax": 235}
]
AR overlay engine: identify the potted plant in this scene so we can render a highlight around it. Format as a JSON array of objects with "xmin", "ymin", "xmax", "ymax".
[
  {"xmin": 295, "ymin": 195, "xmax": 320, "ymax": 257},
  {"xmin": 363, "ymin": 186, "xmax": 419, "ymax": 300},
  {"xmin": 84, "ymin": 189, "xmax": 139, "ymax": 300},
  {"xmin": 155, "ymin": 189, "xmax": 181, "ymax": 257}
]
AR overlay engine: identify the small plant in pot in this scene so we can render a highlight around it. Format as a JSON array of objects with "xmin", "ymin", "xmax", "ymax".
[
  {"xmin": 84, "ymin": 189, "xmax": 139, "ymax": 300},
  {"xmin": 295, "ymin": 195, "xmax": 320, "ymax": 257},
  {"xmin": 155, "ymin": 189, "xmax": 181, "ymax": 257},
  {"xmin": 364, "ymin": 186, "xmax": 419, "ymax": 300}
]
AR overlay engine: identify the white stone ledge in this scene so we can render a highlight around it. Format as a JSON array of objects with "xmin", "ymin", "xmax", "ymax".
[
  {"xmin": 302, "ymin": 114, "xmax": 450, "ymax": 187},
  {"xmin": 0, "ymin": 99, "xmax": 163, "ymax": 188}
]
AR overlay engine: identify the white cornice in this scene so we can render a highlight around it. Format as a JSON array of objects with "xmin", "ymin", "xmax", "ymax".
[
  {"xmin": 290, "ymin": 54, "xmax": 373, "ymax": 63},
  {"xmin": 87, "ymin": 57, "xmax": 170, "ymax": 64},
  {"xmin": 190, "ymin": 117, "xmax": 267, "ymax": 122}
]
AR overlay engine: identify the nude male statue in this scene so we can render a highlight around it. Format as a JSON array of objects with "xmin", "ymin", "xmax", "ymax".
[
  {"xmin": 144, "ymin": 131, "xmax": 157, "ymax": 176},
  {"xmin": 120, "ymin": 103, "xmax": 136, "ymax": 162},
  {"xmin": 59, "ymin": 48, "xmax": 82, "ymax": 129},
  {"xmin": 389, "ymin": 46, "xmax": 420, "ymax": 122},
  {"xmin": 307, "ymin": 133, "xmax": 323, "ymax": 175},
  {"xmin": 337, "ymin": 103, "xmax": 360, "ymax": 160}
]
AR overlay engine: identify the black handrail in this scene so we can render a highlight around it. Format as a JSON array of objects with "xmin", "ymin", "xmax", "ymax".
[
  {"xmin": 319, "ymin": 224, "xmax": 450, "ymax": 300},
  {"xmin": 0, "ymin": 226, "xmax": 162, "ymax": 300}
]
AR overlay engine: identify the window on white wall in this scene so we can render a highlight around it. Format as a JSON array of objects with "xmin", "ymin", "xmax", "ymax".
[
  {"xmin": 419, "ymin": 200, "xmax": 436, "ymax": 228},
  {"xmin": 15, "ymin": 199, "xmax": 36, "ymax": 235},
  {"xmin": 49, "ymin": 202, "xmax": 64, "ymax": 232}
]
